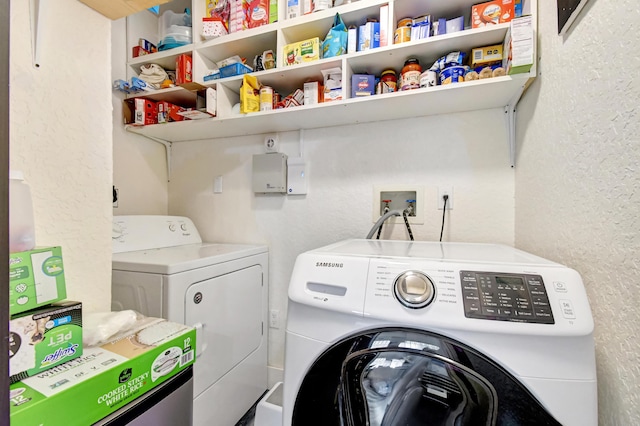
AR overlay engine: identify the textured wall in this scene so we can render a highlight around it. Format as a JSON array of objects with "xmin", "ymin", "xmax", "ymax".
[
  {"xmin": 111, "ymin": 18, "xmax": 168, "ymax": 216},
  {"xmin": 168, "ymin": 110, "xmax": 516, "ymax": 369},
  {"xmin": 515, "ymin": 1, "xmax": 640, "ymax": 424},
  {"xmin": 9, "ymin": 0, "xmax": 112, "ymax": 312}
]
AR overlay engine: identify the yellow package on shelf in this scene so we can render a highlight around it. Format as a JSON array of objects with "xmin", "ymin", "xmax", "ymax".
[
  {"xmin": 240, "ymin": 74, "xmax": 261, "ymax": 114},
  {"xmin": 283, "ymin": 37, "xmax": 320, "ymax": 66}
]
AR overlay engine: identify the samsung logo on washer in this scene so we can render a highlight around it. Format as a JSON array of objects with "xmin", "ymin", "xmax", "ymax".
[{"xmin": 315, "ymin": 262, "xmax": 344, "ymax": 268}]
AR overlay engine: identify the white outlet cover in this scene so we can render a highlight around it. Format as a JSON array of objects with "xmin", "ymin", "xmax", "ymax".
[{"xmin": 438, "ymin": 186, "xmax": 453, "ymax": 210}]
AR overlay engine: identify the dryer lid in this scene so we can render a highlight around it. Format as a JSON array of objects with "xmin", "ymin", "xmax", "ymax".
[{"xmin": 112, "ymin": 243, "xmax": 268, "ymax": 274}]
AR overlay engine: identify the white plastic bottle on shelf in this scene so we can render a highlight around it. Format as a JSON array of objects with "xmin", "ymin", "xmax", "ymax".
[{"xmin": 9, "ymin": 170, "xmax": 36, "ymax": 253}]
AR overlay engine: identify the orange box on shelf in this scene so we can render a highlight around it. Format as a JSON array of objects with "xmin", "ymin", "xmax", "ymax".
[
  {"xmin": 176, "ymin": 54, "xmax": 193, "ymax": 85},
  {"xmin": 132, "ymin": 46, "xmax": 150, "ymax": 58},
  {"xmin": 471, "ymin": 0, "xmax": 515, "ymax": 28}
]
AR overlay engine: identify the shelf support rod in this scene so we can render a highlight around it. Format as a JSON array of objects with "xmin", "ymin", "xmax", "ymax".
[
  {"xmin": 126, "ymin": 129, "xmax": 173, "ymax": 181},
  {"xmin": 148, "ymin": 136, "xmax": 172, "ymax": 182},
  {"xmin": 504, "ymin": 82, "xmax": 528, "ymax": 168},
  {"xmin": 30, "ymin": 0, "xmax": 43, "ymax": 68}
]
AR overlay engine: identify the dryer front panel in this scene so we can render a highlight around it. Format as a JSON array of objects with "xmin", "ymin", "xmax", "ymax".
[{"xmin": 184, "ymin": 265, "xmax": 264, "ymax": 398}]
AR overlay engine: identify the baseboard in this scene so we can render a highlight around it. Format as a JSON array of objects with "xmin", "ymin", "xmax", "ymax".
[{"xmin": 267, "ymin": 366, "xmax": 283, "ymax": 388}]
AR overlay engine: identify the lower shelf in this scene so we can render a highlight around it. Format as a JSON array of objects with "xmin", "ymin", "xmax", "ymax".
[{"xmin": 125, "ymin": 73, "xmax": 533, "ymax": 143}]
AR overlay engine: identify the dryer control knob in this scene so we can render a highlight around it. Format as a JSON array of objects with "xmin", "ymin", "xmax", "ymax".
[{"xmin": 394, "ymin": 271, "xmax": 435, "ymax": 309}]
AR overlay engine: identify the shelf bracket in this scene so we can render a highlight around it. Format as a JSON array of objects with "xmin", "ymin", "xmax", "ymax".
[
  {"xmin": 148, "ymin": 136, "xmax": 172, "ymax": 182},
  {"xmin": 504, "ymin": 83, "xmax": 527, "ymax": 168},
  {"xmin": 30, "ymin": 0, "xmax": 43, "ymax": 68}
]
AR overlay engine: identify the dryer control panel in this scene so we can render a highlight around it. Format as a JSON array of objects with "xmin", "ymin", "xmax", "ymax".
[{"xmin": 461, "ymin": 271, "xmax": 554, "ymax": 324}]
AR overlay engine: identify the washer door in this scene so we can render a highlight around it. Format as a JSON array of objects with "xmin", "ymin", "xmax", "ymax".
[{"xmin": 292, "ymin": 329, "xmax": 561, "ymax": 426}]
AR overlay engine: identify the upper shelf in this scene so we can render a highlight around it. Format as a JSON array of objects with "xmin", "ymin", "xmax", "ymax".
[{"xmin": 125, "ymin": 73, "xmax": 532, "ymax": 142}]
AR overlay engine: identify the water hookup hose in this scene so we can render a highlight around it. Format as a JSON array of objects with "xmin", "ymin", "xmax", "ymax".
[{"xmin": 366, "ymin": 208, "xmax": 414, "ymax": 241}]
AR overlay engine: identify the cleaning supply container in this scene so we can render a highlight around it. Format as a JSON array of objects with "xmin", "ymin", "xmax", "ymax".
[
  {"xmin": 9, "ymin": 170, "xmax": 36, "ymax": 253},
  {"xmin": 158, "ymin": 10, "xmax": 192, "ymax": 51}
]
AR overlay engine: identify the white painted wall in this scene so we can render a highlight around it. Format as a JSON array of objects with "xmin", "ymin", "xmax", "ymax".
[
  {"xmin": 112, "ymin": 18, "xmax": 168, "ymax": 215},
  {"xmin": 168, "ymin": 110, "xmax": 516, "ymax": 369},
  {"xmin": 9, "ymin": 0, "xmax": 112, "ymax": 313},
  {"xmin": 515, "ymin": 1, "xmax": 640, "ymax": 424}
]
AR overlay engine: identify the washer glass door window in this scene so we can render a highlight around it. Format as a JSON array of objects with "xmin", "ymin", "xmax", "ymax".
[{"xmin": 292, "ymin": 329, "xmax": 562, "ymax": 426}]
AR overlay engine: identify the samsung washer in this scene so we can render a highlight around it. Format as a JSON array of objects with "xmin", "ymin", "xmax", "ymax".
[
  {"xmin": 283, "ymin": 239, "xmax": 597, "ymax": 426},
  {"xmin": 111, "ymin": 215, "xmax": 268, "ymax": 426}
]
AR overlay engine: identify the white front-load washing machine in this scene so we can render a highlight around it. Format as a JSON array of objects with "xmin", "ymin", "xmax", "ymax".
[
  {"xmin": 283, "ymin": 239, "xmax": 597, "ymax": 426},
  {"xmin": 111, "ymin": 215, "xmax": 268, "ymax": 426}
]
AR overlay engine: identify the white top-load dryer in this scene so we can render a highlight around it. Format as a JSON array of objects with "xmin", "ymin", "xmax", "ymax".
[
  {"xmin": 284, "ymin": 239, "xmax": 597, "ymax": 426},
  {"xmin": 111, "ymin": 215, "xmax": 268, "ymax": 426}
]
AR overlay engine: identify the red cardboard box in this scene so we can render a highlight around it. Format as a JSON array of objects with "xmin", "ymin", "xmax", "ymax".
[
  {"xmin": 176, "ymin": 54, "xmax": 193, "ymax": 85},
  {"xmin": 132, "ymin": 98, "xmax": 157, "ymax": 125},
  {"xmin": 471, "ymin": 0, "xmax": 515, "ymax": 28},
  {"xmin": 132, "ymin": 46, "xmax": 150, "ymax": 58},
  {"xmin": 158, "ymin": 101, "xmax": 189, "ymax": 123}
]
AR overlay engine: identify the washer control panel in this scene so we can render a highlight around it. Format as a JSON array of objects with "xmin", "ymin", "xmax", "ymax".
[{"xmin": 461, "ymin": 271, "xmax": 555, "ymax": 324}]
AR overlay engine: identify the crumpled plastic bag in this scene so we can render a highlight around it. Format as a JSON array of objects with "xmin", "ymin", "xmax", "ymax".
[
  {"xmin": 322, "ymin": 13, "xmax": 348, "ymax": 58},
  {"xmin": 138, "ymin": 63, "xmax": 170, "ymax": 89},
  {"xmin": 83, "ymin": 310, "xmax": 140, "ymax": 347}
]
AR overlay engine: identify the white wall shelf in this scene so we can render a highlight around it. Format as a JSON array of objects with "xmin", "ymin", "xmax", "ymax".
[
  {"xmin": 123, "ymin": 0, "xmax": 537, "ymax": 166},
  {"xmin": 126, "ymin": 74, "xmax": 531, "ymax": 141}
]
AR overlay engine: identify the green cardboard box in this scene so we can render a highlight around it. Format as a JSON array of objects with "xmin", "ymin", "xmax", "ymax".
[
  {"xmin": 10, "ymin": 317, "xmax": 196, "ymax": 426},
  {"xmin": 9, "ymin": 301, "xmax": 83, "ymax": 384},
  {"xmin": 9, "ymin": 246, "xmax": 67, "ymax": 316}
]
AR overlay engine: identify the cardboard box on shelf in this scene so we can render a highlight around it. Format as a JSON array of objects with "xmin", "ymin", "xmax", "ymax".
[
  {"xmin": 287, "ymin": 0, "xmax": 301, "ymax": 19},
  {"xmin": 351, "ymin": 74, "xmax": 375, "ymax": 97},
  {"xmin": 10, "ymin": 301, "xmax": 83, "ymax": 384},
  {"xmin": 503, "ymin": 15, "xmax": 533, "ymax": 74},
  {"xmin": 9, "ymin": 246, "xmax": 67, "ymax": 316},
  {"xmin": 283, "ymin": 37, "xmax": 320, "ymax": 66},
  {"xmin": 138, "ymin": 38, "xmax": 157, "ymax": 53},
  {"xmin": 126, "ymin": 98, "xmax": 158, "ymax": 126},
  {"xmin": 321, "ymin": 67, "xmax": 342, "ymax": 102},
  {"xmin": 471, "ymin": 44, "xmax": 503, "ymax": 67},
  {"xmin": 10, "ymin": 317, "xmax": 196, "ymax": 426},
  {"xmin": 471, "ymin": 0, "xmax": 515, "ymax": 28},
  {"xmin": 303, "ymin": 81, "xmax": 322, "ymax": 105},
  {"xmin": 132, "ymin": 46, "xmax": 150, "ymax": 58},
  {"xmin": 157, "ymin": 101, "xmax": 189, "ymax": 123},
  {"xmin": 247, "ymin": 0, "xmax": 269, "ymax": 28},
  {"xmin": 358, "ymin": 21, "xmax": 380, "ymax": 51},
  {"xmin": 177, "ymin": 87, "xmax": 217, "ymax": 119},
  {"xmin": 176, "ymin": 54, "xmax": 193, "ymax": 85}
]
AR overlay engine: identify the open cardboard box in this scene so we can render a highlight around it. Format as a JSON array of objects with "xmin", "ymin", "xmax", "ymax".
[
  {"xmin": 123, "ymin": 83, "xmax": 216, "ymax": 125},
  {"xmin": 10, "ymin": 317, "xmax": 196, "ymax": 426}
]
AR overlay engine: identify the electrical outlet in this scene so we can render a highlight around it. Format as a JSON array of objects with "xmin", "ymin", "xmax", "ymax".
[
  {"xmin": 269, "ymin": 309, "xmax": 280, "ymax": 329},
  {"xmin": 438, "ymin": 186, "xmax": 453, "ymax": 210},
  {"xmin": 373, "ymin": 186, "xmax": 424, "ymax": 224}
]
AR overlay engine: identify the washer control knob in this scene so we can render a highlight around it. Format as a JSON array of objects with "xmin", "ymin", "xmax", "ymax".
[
  {"xmin": 394, "ymin": 271, "xmax": 435, "ymax": 309},
  {"xmin": 180, "ymin": 223, "xmax": 188, "ymax": 231},
  {"xmin": 169, "ymin": 223, "xmax": 176, "ymax": 232}
]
